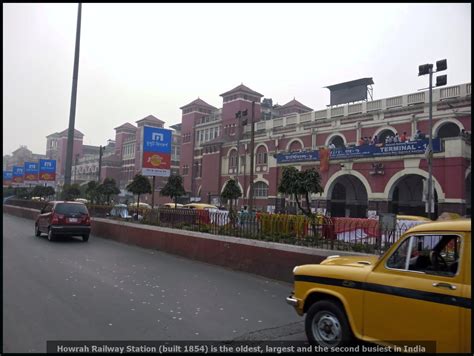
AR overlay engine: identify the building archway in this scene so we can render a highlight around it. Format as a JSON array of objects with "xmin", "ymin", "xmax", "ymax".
[
  {"xmin": 389, "ymin": 174, "xmax": 438, "ymax": 218},
  {"xmin": 436, "ymin": 121, "xmax": 461, "ymax": 139},
  {"xmin": 325, "ymin": 133, "xmax": 347, "ymax": 148},
  {"xmin": 327, "ymin": 174, "xmax": 368, "ymax": 218},
  {"xmin": 377, "ymin": 128, "xmax": 396, "ymax": 143}
]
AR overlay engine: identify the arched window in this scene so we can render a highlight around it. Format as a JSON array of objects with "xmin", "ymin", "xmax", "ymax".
[
  {"xmin": 437, "ymin": 122, "xmax": 461, "ymax": 139},
  {"xmin": 253, "ymin": 182, "xmax": 269, "ymax": 197},
  {"xmin": 329, "ymin": 135, "xmax": 345, "ymax": 148},
  {"xmin": 256, "ymin": 146, "xmax": 268, "ymax": 165},
  {"xmin": 289, "ymin": 141, "xmax": 302, "ymax": 152}
]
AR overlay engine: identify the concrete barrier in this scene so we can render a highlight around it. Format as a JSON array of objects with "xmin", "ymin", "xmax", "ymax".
[{"xmin": 3, "ymin": 205, "xmax": 371, "ymax": 282}]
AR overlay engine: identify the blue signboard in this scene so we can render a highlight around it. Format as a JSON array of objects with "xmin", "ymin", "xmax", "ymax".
[
  {"xmin": 142, "ymin": 126, "xmax": 172, "ymax": 177},
  {"xmin": 3, "ymin": 171, "xmax": 13, "ymax": 180},
  {"xmin": 143, "ymin": 126, "xmax": 172, "ymax": 153},
  {"xmin": 24, "ymin": 162, "xmax": 39, "ymax": 183},
  {"xmin": 39, "ymin": 159, "xmax": 57, "ymax": 182},
  {"xmin": 276, "ymin": 138, "xmax": 442, "ymax": 164}
]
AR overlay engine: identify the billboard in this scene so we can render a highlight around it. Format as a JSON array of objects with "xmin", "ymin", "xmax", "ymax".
[
  {"xmin": 277, "ymin": 139, "xmax": 442, "ymax": 164},
  {"xmin": 39, "ymin": 159, "xmax": 57, "ymax": 182},
  {"xmin": 12, "ymin": 166, "xmax": 24, "ymax": 185},
  {"xmin": 24, "ymin": 162, "xmax": 39, "ymax": 184},
  {"xmin": 3, "ymin": 171, "xmax": 13, "ymax": 187},
  {"xmin": 142, "ymin": 126, "xmax": 172, "ymax": 177}
]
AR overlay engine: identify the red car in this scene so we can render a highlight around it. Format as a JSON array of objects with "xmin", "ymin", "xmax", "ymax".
[{"xmin": 35, "ymin": 201, "xmax": 91, "ymax": 242}]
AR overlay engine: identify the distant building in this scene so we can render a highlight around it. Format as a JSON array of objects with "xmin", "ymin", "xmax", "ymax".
[
  {"xmin": 3, "ymin": 145, "xmax": 46, "ymax": 170},
  {"xmin": 47, "ymin": 115, "xmax": 181, "ymax": 206}
]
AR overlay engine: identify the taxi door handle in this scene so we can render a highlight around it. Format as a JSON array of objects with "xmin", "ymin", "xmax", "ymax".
[{"xmin": 433, "ymin": 282, "xmax": 456, "ymax": 290}]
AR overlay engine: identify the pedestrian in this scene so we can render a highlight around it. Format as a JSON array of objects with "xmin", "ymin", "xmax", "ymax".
[
  {"xmin": 371, "ymin": 135, "xmax": 378, "ymax": 145},
  {"xmin": 358, "ymin": 137, "xmax": 365, "ymax": 146},
  {"xmin": 400, "ymin": 131, "xmax": 407, "ymax": 142},
  {"xmin": 394, "ymin": 133, "xmax": 400, "ymax": 143}
]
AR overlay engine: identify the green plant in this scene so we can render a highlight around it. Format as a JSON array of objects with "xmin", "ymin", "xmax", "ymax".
[
  {"xmin": 160, "ymin": 174, "xmax": 185, "ymax": 207},
  {"xmin": 126, "ymin": 174, "xmax": 152, "ymax": 212}
]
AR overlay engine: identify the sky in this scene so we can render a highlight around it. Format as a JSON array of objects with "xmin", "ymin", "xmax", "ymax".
[{"xmin": 3, "ymin": 3, "xmax": 471, "ymax": 156}]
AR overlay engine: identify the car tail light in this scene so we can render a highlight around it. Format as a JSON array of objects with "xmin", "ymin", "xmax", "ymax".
[
  {"xmin": 84, "ymin": 215, "xmax": 91, "ymax": 225},
  {"xmin": 51, "ymin": 213, "xmax": 64, "ymax": 225}
]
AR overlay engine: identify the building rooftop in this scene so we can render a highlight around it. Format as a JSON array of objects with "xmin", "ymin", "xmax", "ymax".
[
  {"xmin": 220, "ymin": 83, "xmax": 263, "ymax": 98},
  {"xmin": 114, "ymin": 122, "xmax": 137, "ymax": 132},
  {"xmin": 135, "ymin": 115, "xmax": 165, "ymax": 127},
  {"xmin": 179, "ymin": 98, "xmax": 217, "ymax": 110},
  {"xmin": 279, "ymin": 98, "xmax": 313, "ymax": 112}
]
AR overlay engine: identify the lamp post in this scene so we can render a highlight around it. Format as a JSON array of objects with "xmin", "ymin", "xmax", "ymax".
[
  {"xmin": 418, "ymin": 59, "xmax": 447, "ymax": 219},
  {"xmin": 235, "ymin": 109, "xmax": 247, "ymax": 194},
  {"xmin": 98, "ymin": 145, "xmax": 104, "ymax": 182}
]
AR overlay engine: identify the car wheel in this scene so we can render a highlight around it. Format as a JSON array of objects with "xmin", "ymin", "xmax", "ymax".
[
  {"xmin": 305, "ymin": 300, "xmax": 353, "ymax": 348},
  {"xmin": 35, "ymin": 224, "xmax": 41, "ymax": 237},
  {"xmin": 47, "ymin": 228, "xmax": 55, "ymax": 242},
  {"xmin": 82, "ymin": 234, "xmax": 89, "ymax": 242}
]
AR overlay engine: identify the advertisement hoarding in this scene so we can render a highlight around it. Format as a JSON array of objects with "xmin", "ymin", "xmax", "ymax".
[
  {"xmin": 142, "ymin": 126, "xmax": 172, "ymax": 177},
  {"xmin": 24, "ymin": 162, "xmax": 39, "ymax": 185},
  {"xmin": 3, "ymin": 171, "xmax": 13, "ymax": 187},
  {"xmin": 39, "ymin": 159, "xmax": 57, "ymax": 183},
  {"xmin": 12, "ymin": 166, "xmax": 24, "ymax": 186},
  {"xmin": 276, "ymin": 138, "xmax": 442, "ymax": 164}
]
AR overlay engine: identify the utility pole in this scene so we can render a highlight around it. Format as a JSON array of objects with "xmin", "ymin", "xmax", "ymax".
[
  {"xmin": 98, "ymin": 145, "xmax": 103, "ymax": 182},
  {"xmin": 248, "ymin": 101, "xmax": 255, "ymax": 213},
  {"xmin": 64, "ymin": 3, "xmax": 82, "ymax": 186},
  {"xmin": 418, "ymin": 59, "xmax": 447, "ymax": 220},
  {"xmin": 152, "ymin": 176, "xmax": 156, "ymax": 208}
]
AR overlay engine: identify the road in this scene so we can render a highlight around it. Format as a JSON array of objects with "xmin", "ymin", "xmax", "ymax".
[{"xmin": 3, "ymin": 214, "xmax": 306, "ymax": 352}]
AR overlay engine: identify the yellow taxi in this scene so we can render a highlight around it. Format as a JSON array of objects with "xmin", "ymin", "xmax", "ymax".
[
  {"xmin": 287, "ymin": 219, "xmax": 471, "ymax": 353},
  {"xmin": 396, "ymin": 215, "xmax": 431, "ymax": 221},
  {"xmin": 162, "ymin": 203, "xmax": 184, "ymax": 208},
  {"xmin": 183, "ymin": 203, "xmax": 218, "ymax": 210}
]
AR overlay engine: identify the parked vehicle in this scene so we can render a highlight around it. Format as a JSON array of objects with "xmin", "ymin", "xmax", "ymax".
[
  {"xmin": 35, "ymin": 201, "xmax": 91, "ymax": 242},
  {"xmin": 286, "ymin": 219, "xmax": 471, "ymax": 353},
  {"xmin": 108, "ymin": 204, "xmax": 132, "ymax": 219},
  {"xmin": 74, "ymin": 198, "xmax": 89, "ymax": 204},
  {"xmin": 183, "ymin": 203, "xmax": 218, "ymax": 210},
  {"xmin": 162, "ymin": 203, "xmax": 184, "ymax": 208}
]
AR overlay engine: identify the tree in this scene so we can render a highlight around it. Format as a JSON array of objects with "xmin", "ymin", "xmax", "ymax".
[
  {"xmin": 160, "ymin": 174, "xmax": 185, "ymax": 208},
  {"xmin": 61, "ymin": 184, "xmax": 81, "ymax": 201},
  {"xmin": 99, "ymin": 177, "xmax": 120, "ymax": 205},
  {"xmin": 85, "ymin": 181, "xmax": 101, "ymax": 205},
  {"xmin": 278, "ymin": 166, "xmax": 323, "ymax": 236},
  {"xmin": 221, "ymin": 178, "xmax": 242, "ymax": 214},
  {"xmin": 126, "ymin": 174, "xmax": 152, "ymax": 213},
  {"xmin": 44, "ymin": 186, "xmax": 55, "ymax": 200},
  {"xmin": 32, "ymin": 185, "xmax": 46, "ymax": 200}
]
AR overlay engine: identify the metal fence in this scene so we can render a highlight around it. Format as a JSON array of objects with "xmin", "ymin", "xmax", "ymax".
[
  {"xmin": 141, "ymin": 209, "xmax": 420, "ymax": 253},
  {"xmin": 5, "ymin": 199, "xmax": 421, "ymax": 254}
]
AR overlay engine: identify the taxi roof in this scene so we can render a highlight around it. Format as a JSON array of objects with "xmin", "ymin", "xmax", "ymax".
[{"xmin": 407, "ymin": 219, "xmax": 471, "ymax": 234}]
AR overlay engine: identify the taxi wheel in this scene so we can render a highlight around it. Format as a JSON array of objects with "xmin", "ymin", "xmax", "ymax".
[
  {"xmin": 305, "ymin": 300, "xmax": 353, "ymax": 348},
  {"xmin": 82, "ymin": 234, "xmax": 89, "ymax": 242}
]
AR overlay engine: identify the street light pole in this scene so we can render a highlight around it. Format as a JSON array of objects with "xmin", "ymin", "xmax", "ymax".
[
  {"xmin": 248, "ymin": 101, "xmax": 255, "ymax": 213},
  {"xmin": 418, "ymin": 59, "xmax": 447, "ymax": 220},
  {"xmin": 64, "ymin": 3, "xmax": 82, "ymax": 186},
  {"xmin": 98, "ymin": 145, "xmax": 103, "ymax": 182},
  {"xmin": 427, "ymin": 67, "xmax": 433, "ymax": 220}
]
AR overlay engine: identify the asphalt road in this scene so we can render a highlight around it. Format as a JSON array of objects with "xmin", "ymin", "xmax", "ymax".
[{"xmin": 3, "ymin": 214, "xmax": 306, "ymax": 353}]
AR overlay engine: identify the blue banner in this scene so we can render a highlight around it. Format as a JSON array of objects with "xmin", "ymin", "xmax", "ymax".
[
  {"xmin": 276, "ymin": 138, "xmax": 442, "ymax": 164},
  {"xmin": 3, "ymin": 171, "xmax": 13, "ymax": 180},
  {"xmin": 143, "ymin": 126, "xmax": 172, "ymax": 154},
  {"xmin": 39, "ymin": 159, "xmax": 56, "ymax": 173}
]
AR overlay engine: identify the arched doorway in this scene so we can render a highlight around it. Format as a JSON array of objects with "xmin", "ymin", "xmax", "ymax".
[
  {"xmin": 328, "ymin": 175, "xmax": 368, "ymax": 218},
  {"xmin": 378, "ymin": 129, "xmax": 396, "ymax": 144},
  {"xmin": 390, "ymin": 174, "xmax": 438, "ymax": 218},
  {"xmin": 329, "ymin": 135, "xmax": 345, "ymax": 148},
  {"xmin": 437, "ymin": 122, "xmax": 461, "ymax": 139}
]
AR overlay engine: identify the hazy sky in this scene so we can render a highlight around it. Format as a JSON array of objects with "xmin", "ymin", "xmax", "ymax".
[{"xmin": 3, "ymin": 3, "xmax": 471, "ymax": 156}]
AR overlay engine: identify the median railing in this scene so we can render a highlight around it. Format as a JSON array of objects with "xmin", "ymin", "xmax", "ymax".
[{"xmin": 5, "ymin": 199, "xmax": 424, "ymax": 254}]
